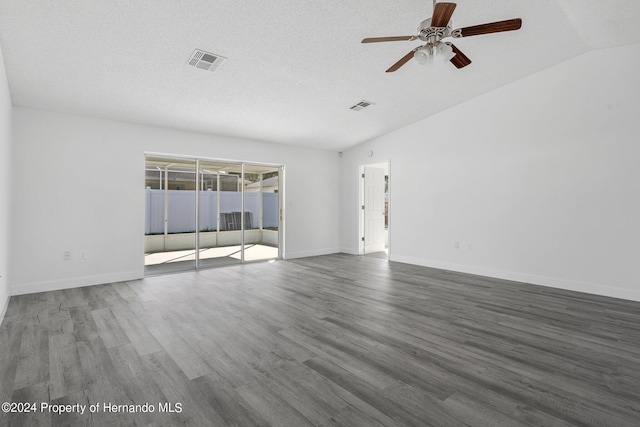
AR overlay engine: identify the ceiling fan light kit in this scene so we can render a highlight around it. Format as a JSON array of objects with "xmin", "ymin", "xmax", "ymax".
[
  {"xmin": 362, "ymin": 1, "xmax": 522, "ymax": 72},
  {"xmin": 414, "ymin": 42, "xmax": 455, "ymax": 64}
]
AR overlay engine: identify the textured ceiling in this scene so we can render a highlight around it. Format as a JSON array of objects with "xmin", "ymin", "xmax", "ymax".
[{"xmin": 0, "ymin": 0, "xmax": 639, "ymax": 151}]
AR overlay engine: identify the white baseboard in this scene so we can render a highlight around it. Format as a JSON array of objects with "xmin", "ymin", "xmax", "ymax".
[
  {"xmin": 11, "ymin": 271, "xmax": 143, "ymax": 296},
  {"xmin": 284, "ymin": 247, "xmax": 341, "ymax": 260},
  {"xmin": 391, "ymin": 255, "xmax": 640, "ymax": 303},
  {"xmin": 340, "ymin": 247, "xmax": 360, "ymax": 256}
]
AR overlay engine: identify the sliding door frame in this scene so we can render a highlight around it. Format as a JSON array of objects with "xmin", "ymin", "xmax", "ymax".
[{"xmin": 144, "ymin": 152, "xmax": 284, "ymax": 273}]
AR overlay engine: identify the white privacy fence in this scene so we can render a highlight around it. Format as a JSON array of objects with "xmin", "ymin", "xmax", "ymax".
[{"xmin": 145, "ymin": 189, "xmax": 278, "ymax": 234}]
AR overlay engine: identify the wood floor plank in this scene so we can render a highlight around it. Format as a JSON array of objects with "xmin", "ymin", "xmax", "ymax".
[
  {"xmin": 0, "ymin": 320, "xmax": 26, "ymax": 426},
  {"xmin": 109, "ymin": 301, "xmax": 163, "ymax": 356},
  {"xmin": 265, "ymin": 359, "xmax": 353, "ymax": 417},
  {"xmin": 8, "ymin": 382, "xmax": 50, "ymax": 427},
  {"xmin": 138, "ymin": 309, "xmax": 212, "ymax": 380},
  {"xmin": 46, "ymin": 301, "xmax": 73, "ymax": 336},
  {"xmin": 50, "ymin": 389, "xmax": 92, "ymax": 427},
  {"xmin": 90, "ymin": 308, "xmax": 130, "ymax": 349},
  {"xmin": 382, "ymin": 382, "xmax": 469, "ymax": 426},
  {"xmin": 190, "ymin": 335, "xmax": 260, "ymax": 388},
  {"xmin": 247, "ymin": 360, "xmax": 346, "ymax": 426},
  {"xmin": 141, "ymin": 350, "xmax": 227, "ymax": 426},
  {"xmin": 235, "ymin": 379, "xmax": 315, "ymax": 427},
  {"xmin": 191, "ymin": 374, "xmax": 270, "ymax": 427},
  {"xmin": 279, "ymin": 325, "xmax": 398, "ymax": 391},
  {"xmin": 288, "ymin": 366, "xmax": 403, "ymax": 427},
  {"xmin": 113, "ymin": 281, "xmax": 141, "ymax": 301},
  {"xmin": 13, "ymin": 324, "xmax": 49, "ymax": 390},
  {"xmin": 441, "ymin": 391, "xmax": 530, "ymax": 427},
  {"xmin": 320, "ymin": 405, "xmax": 393, "ymax": 427},
  {"xmin": 105, "ymin": 343, "xmax": 173, "ymax": 426},
  {"xmin": 75, "ymin": 337, "xmax": 132, "ymax": 426},
  {"xmin": 304, "ymin": 357, "xmax": 428, "ymax": 426},
  {"xmin": 48, "ymin": 333, "xmax": 84, "ymax": 400},
  {"xmin": 67, "ymin": 306, "xmax": 99, "ymax": 343}
]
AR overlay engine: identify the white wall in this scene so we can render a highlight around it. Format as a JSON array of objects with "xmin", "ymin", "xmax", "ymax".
[
  {"xmin": 341, "ymin": 43, "xmax": 640, "ymax": 302},
  {"xmin": 11, "ymin": 109, "xmax": 341, "ymax": 295},
  {"xmin": 0, "ymin": 44, "xmax": 12, "ymax": 322}
]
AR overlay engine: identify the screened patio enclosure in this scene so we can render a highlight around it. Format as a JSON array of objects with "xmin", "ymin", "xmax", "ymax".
[{"xmin": 144, "ymin": 155, "xmax": 283, "ymax": 274}]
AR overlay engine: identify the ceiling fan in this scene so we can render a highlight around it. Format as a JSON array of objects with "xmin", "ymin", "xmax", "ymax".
[{"xmin": 362, "ymin": 1, "xmax": 522, "ymax": 72}]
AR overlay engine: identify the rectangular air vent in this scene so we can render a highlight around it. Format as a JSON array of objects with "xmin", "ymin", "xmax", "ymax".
[
  {"xmin": 187, "ymin": 49, "xmax": 226, "ymax": 73},
  {"xmin": 349, "ymin": 100, "xmax": 375, "ymax": 111}
]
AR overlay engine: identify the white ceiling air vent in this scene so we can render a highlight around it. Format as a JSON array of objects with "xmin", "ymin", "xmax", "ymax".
[
  {"xmin": 188, "ymin": 49, "xmax": 226, "ymax": 73},
  {"xmin": 349, "ymin": 100, "xmax": 375, "ymax": 111}
]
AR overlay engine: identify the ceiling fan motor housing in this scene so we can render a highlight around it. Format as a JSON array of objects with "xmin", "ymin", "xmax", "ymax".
[{"xmin": 417, "ymin": 18, "xmax": 452, "ymax": 43}]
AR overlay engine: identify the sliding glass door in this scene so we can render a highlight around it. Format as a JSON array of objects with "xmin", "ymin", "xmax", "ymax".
[{"xmin": 144, "ymin": 155, "xmax": 282, "ymax": 275}]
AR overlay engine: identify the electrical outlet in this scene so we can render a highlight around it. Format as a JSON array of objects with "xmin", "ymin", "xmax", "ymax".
[
  {"xmin": 79, "ymin": 251, "xmax": 87, "ymax": 260},
  {"xmin": 63, "ymin": 251, "xmax": 71, "ymax": 261},
  {"xmin": 455, "ymin": 242, "xmax": 460, "ymax": 249}
]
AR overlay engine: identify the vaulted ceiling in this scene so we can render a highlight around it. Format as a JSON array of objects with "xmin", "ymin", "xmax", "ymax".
[{"xmin": 0, "ymin": 0, "xmax": 639, "ymax": 151}]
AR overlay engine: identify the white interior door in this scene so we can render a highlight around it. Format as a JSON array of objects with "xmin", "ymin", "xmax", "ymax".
[{"xmin": 364, "ymin": 166, "xmax": 385, "ymax": 254}]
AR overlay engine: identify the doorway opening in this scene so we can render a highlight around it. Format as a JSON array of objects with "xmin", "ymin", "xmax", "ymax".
[
  {"xmin": 360, "ymin": 162, "xmax": 389, "ymax": 259},
  {"xmin": 144, "ymin": 154, "xmax": 283, "ymax": 275}
]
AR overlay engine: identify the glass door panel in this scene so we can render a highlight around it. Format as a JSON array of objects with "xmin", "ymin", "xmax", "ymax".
[
  {"xmin": 144, "ymin": 156, "xmax": 197, "ymax": 274},
  {"xmin": 197, "ymin": 161, "xmax": 243, "ymax": 268},
  {"xmin": 243, "ymin": 164, "xmax": 280, "ymax": 262}
]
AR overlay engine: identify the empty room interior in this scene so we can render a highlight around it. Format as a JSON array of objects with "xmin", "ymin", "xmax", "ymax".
[{"xmin": 1, "ymin": 1, "xmax": 639, "ymax": 426}]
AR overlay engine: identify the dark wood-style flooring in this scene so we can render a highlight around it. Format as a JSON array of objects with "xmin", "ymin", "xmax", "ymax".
[{"xmin": 1, "ymin": 254, "xmax": 639, "ymax": 426}]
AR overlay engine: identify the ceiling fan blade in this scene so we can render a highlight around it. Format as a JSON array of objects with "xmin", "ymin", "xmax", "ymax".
[
  {"xmin": 456, "ymin": 18, "xmax": 522, "ymax": 37},
  {"xmin": 386, "ymin": 49, "xmax": 418, "ymax": 73},
  {"xmin": 449, "ymin": 43, "xmax": 471, "ymax": 69},
  {"xmin": 362, "ymin": 36, "xmax": 416, "ymax": 43},
  {"xmin": 431, "ymin": 2, "xmax": 457, "ymax": 27}
]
